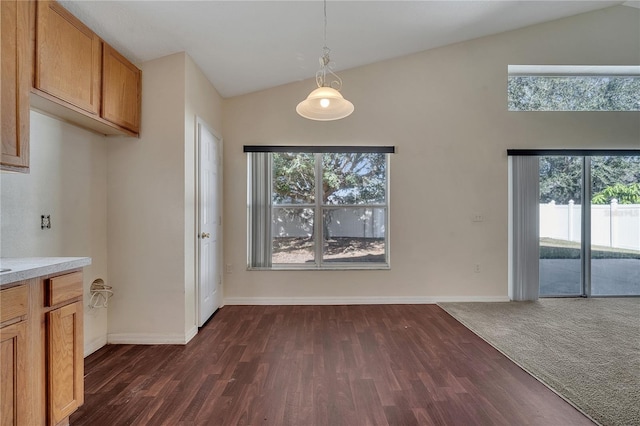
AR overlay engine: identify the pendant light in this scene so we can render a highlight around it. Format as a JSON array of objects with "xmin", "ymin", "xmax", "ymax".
[{"xmin": 296, "ymin": 0, "xmax": 354, "ymax": 121}]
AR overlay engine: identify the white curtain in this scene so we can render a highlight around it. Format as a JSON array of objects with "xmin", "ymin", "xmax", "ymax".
[
  {"xmin": 247, "ymin": 153, "xmax": 272, "ymax": 268},
  {"xmin": 508, "ymin": 155, "xmax": 540, "ymax": 301}
]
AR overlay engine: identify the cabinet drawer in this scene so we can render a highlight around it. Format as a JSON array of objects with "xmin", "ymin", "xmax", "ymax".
[
  {"xmin": 0, "ymin": 285, "xmax": 28, "ymax": 323},
  {"xmin": 46, "ymin": 272, "xmax": 83, "ymax": 307}
]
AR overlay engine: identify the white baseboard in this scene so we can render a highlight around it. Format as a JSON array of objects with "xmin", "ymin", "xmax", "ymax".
[
  {"xmin": 84, "ymin": 335, "xmax": 108, "ymax": 357},
  {"xmin": 107, "ymin": 331, "xmax": 196, "ymax": 345},
  {"xmin": 185, "ymin": 325, "xmax": 198, "ymax": 344},
  {"xmin": 101, "ymin": 297, "xmax": 510, "ymax": 346},
  {"xmin": 434, "ymin": 296, "xmax": 510, "ymax": 303},
  {"xmin": 223, "ymin": 295, "xmax": 509, "ymax": 305}
]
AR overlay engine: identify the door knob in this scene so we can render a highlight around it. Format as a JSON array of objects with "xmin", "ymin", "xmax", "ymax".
[{"xmin": 201, "ymin": 232, "xmax": 211, "ymax": 239}]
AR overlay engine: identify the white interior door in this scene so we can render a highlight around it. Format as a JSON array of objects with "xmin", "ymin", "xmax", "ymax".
[{"xmin": 198, "ymin": 121, "xmax": 222, "ymax": 326}]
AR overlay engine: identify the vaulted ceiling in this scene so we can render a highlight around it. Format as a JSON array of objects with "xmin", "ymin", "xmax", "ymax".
[{"xmin": 60, "ymin": 1, "xmax": 636, "ymax": 98}]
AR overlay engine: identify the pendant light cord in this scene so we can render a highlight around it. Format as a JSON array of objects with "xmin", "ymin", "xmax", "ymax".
[
  {"xmin": 316, "ymin": 0, "xmax": 342, "ymax": 90},
  {"xmin": 323, "ymin": 0, "xmax": 327, "ymax": 50}
]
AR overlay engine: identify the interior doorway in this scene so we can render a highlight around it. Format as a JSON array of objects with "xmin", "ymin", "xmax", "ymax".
[{"xmin": 197, "ymin": 119, "xmax": 223, "ymax": 326}]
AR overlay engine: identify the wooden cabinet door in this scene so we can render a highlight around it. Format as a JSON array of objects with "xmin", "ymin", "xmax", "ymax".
[
  {"xmin": 35, "ymin": 0, "xmax": 101, "ymax": 115},
  {"xmin": 0, "ymin": 322, "xmax": 28, "ymax": 426},
  {"xmin": 1, "ymin": 0, "xmax": 30, "ymax": 171},
  {"xmin": 102, "ymin": 43, "xmax": 141, "ymax": 133},
  {"xmin": 47, "ymin": 301, "xmax": 84, "ymax": 425}
]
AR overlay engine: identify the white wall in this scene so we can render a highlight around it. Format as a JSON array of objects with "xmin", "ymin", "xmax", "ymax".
[
  {"xmin": 106, "ymin": 52, "xmax": 224, "ymax": 343},
  {"xmin": 184, "ymin": 54, "xmax": 224, "ymax": 334},
  {"xmin": 222, "ymin": 6, "xmax": 640, "ymax": 304},
  {"xmin": 106, "ymin": 53, "xmax": 187, "ymax": 343},
  {"xmin": 0, "ymin": 111, "xmax": 109, "ymax": 355},
  {"xmin": 0, "ymin": 51, "xmax": 224, "ymax": 351},
  {"xmin": 1, "ymin": 5, "xmax": 636, "ymax": 349}
]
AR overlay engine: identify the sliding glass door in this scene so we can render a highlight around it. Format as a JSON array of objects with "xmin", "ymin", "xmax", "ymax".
[
  {"xmin": 539, "ymin": 155, "xmax": 640, "ymax": 297},
  {"xmin": 590, "ymin": 156, "xmax": 640, "ymax": 296},
  {"xmin": 539, "ymin": 156, "xmax": 583, "ymax": 296}
]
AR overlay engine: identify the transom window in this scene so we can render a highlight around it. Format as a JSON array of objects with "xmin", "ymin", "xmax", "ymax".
[
  {"xmin": 246, "ymin": 146, "xmax": 393, "ymax": 270},
  {"xmin": 508, "ymin": 65, "xmax": 640, "ymax": 111}
]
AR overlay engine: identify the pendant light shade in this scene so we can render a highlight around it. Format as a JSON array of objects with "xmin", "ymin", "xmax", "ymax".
[
  {"xmin": 296, "ymin": 0, "xmax": 354, "ymax": 121},
  {"xmin": 296, "ymin": 87, "xmax": 354, "ymax": 121}
]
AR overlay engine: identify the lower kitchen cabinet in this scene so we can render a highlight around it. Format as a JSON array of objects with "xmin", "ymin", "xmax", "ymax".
[
  {"xmin": 47, "ymin": 301, "xmax": 84, "ymax": 424},
  {"xmin": 0, "ymin": 283, "xmax": 30, "ymax": 426},
  {"xmin": 0, "ymin": 268, "xmax": 85, "ymax": 426},
  {"xmin": 0, "ymin": 321, "xmax": 28, "ymax": 426}
]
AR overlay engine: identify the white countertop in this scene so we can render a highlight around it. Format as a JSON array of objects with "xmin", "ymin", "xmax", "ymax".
[{"xmin": 0, "ymin": 257, "xmax": 92, "ymax": 286}]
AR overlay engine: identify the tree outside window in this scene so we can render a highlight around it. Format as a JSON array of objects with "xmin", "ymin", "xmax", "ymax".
[{"xmin": 270, "ymin": 152, "xmax": 388, "ymax": 267}]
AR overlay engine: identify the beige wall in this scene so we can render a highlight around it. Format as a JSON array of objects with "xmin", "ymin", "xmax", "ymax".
[
  {"xmin": 222, "ymin": 6, "xmax": 640, "ymax": 303},
  {"xmin": 106, "ymin": 53, "xmax": 187, "ymax": 342},
  {"xmin": 1, "ymin": 52, "xmax": 224, "ymax": 351},
  {"xmin": 184, "ymin": 54, "xmax": 224, "ymax": 335},
  {"xmin": 106, "ymin": 52, "xmax": 224, "ymax": 343},
  {"xmin": 0, "ymin": 111, "xmax": 109, "ymax": 355},
  {"xmin": 1, "ymin": 5, "xmax": 637, "ymax": 349}
]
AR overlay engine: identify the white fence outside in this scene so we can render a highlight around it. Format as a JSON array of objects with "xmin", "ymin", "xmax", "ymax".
[
  {"xmin": 540, "ymin": 200, "xmax": 640, "ymax": 250},
  {"xmin": 272, "ymin": 207, "xmax": 386, "ymax": 238},
  {"xmin": 271, "ymin": 200, "xmax": 639, "ymax": 249}
]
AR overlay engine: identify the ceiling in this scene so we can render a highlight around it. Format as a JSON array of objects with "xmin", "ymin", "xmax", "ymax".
[{"xmin": 60, "ymin": 1, "xmax": 637, "ymax": 98}]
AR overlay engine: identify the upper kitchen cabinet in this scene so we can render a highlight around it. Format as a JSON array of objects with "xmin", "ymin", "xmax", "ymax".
[
  {"xmin": 1, "ymin": 0, "xmax": 32, "ymax": 172},
  {"xmin": 102, "ymin": 44, "xmax": 141, "ymax": 133},
  {"xmin": 34, "ymin": 0, "xmax": 101, "ymax": 115},
  {"xmin": 31, "ymin": 0, "xmax": 141, "ymax": 137}
]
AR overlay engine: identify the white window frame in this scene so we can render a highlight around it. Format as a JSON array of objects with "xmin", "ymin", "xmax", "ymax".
[{"xmin": 246, "ymin": 146, "xmax": 393, "ymax": 271}]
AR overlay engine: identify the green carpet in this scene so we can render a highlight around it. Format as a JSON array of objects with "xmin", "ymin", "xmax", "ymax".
[{"xmin": 438, "ymin": 298, "xmax": 640, "ymax": 426}]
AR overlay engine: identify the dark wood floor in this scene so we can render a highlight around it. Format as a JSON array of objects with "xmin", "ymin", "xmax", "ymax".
[{"xmin": 71, "ymin": 305, "xmax": 592, "ymax": 425}]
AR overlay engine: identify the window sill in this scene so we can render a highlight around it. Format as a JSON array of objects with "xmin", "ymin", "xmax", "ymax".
[{"xmin": 248, "ymin": 263, "xmax": 390, "ymax": 271}]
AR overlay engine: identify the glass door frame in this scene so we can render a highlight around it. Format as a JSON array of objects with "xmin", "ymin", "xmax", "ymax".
[
  {"xmin": 508, "ymin": 149, "xmax": 639, "ymax": 301},
  {"xmin": 540, "ymin": 153, "xmax": 639, "ymax": 298},
  {"xmin": 581, "ymin": 156, "xmax": 591, "ymax": 297}
]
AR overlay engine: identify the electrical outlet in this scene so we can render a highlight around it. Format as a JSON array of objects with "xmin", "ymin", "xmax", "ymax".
[
  {"xmin": 225, "ymin": 264, "xmax": 233, "ymax": 274},
  {"xmin": 41, "ymin": 215, "xmax": 51, "ymax": 229},
  {"xmin": 472, "ymin": 213, "xmax": 484, "ymax": 222},
  {"xmin": 474, "ymin": 263, "xmax": 481, "ymax": 273}
]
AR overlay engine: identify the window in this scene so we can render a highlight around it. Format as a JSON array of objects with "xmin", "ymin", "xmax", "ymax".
[
  {"xmin": 507, "ymin": 65, "xmax": 640, "ymax": 111},
  {"xmin": 246, "ymin": 146, "xmax": 393, "ymax": 269}
]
